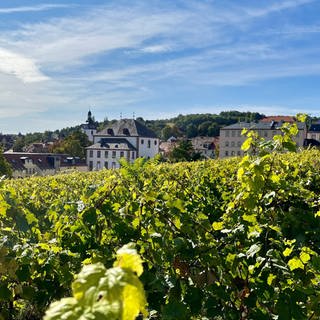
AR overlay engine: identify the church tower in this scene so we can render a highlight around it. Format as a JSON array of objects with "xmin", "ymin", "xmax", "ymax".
[{"xmin": 81, "ymin": 110, "xmax": 97, "ymax": 142}]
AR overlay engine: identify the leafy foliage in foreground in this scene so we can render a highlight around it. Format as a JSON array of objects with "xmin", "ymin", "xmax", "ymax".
[
  {"xmin": 44, "ymin": 243, "xmax": 147, "ymax": 320},
  {"xmin": 1, "ymin": 121, "xmax": 320, "ymax": 319}
]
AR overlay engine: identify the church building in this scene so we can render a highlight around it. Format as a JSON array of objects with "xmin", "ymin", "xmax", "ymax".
[{"xmin": 86, "ymin": 116, "xmax": 159, "ymax": 170}]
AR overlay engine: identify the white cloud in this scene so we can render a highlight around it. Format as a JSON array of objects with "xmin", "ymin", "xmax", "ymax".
[
  {"xmin": 0, "ymin": 0, "xmax": 318, "ymax": 132},
  {"xmin": 245, "ymin": 0, "xmax": 315, "ymax": 17},
  {"xmin": 0, "ymin": 48, "xmax": 49, "ymax": 82},
  {"xmin": 0, "ymin": 4, "xmax": 72, "ymax": 14},
  {"xmin": 140, "ymin": 45, "xmax": 172, "ymax": 53}
]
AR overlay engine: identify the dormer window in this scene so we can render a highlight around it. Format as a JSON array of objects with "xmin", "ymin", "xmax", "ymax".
[
  {"xmin": 123, "ymin": 128, "xmax": 130, "ymax": 135},
  {"xmin": 107, "ymin": 128, "xmax": 114, "ymax": 135}
]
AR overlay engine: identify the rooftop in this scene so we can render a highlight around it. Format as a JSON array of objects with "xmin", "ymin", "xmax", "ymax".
[
  {"xmin": 260, "ymin": 116, "xmax": 296, "ymax": 123},
  {"xmin": 86, "ymin": 138, "xmax": 136, "ymax": 150},
  {"xmin": 97, "ymin": 119, "xmax": 157, "ymax": 138},
  {"xmin": 221, "ymin": 121, "xmax": 306, "ymax": 130}
]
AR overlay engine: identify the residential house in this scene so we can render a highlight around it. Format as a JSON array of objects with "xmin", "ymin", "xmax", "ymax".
[
  {"xmin": 3, "ymin": 152, "xmax": 87, "ymax": 178},
  {"xmin": 86, "ymin": 118, "xmax": 159, "ymax": 170},
  {"xmin": 190, "ymin": 136, "xmax": 218, "ymax": 159}
]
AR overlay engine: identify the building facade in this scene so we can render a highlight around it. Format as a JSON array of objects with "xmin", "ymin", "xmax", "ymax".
[
  {"xmin": 219, "ymin": 121, "xmax": 307, "ymax": 158},
  {"xmin": 307, "ymin": 124, "xmax": 320, "ymax": 141},
  {"xmin": 86, "ymin": 119, "xmax": 159, "ymax": 170}
]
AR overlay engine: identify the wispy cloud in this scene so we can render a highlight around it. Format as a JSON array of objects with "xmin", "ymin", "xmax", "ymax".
[
  {"xmin": 0, "ymin": 0, "xmax": 319, "ymax": 132},
  {"xmin": 0, "ymin": 48, "xmax": 49, "ymax": 82},
  {"xmin": 245, "ymin": 0, "xmax": 315, "ymax": 18},
  {"xmin": 140, "ymin": 45, "xmax": 172, "ymax": 54},
  {"xmin": 0, "ymin": 4, "xmax": 72, "ymax": 14}
]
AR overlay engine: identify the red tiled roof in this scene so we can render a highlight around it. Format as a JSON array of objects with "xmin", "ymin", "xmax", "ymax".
[{"xmin": 260, "ymin": 116, "xmax": 296, "ymax": 123}]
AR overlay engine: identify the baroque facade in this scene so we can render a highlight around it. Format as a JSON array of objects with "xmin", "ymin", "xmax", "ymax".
[{"xmin": 86, "ymin": 118, "xmax": 159, "ymax": 170}]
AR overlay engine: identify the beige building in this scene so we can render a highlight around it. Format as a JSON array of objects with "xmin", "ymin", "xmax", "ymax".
[{"xmin": 219, "ymin": 121, "xmax": 307, "ymax": 158}]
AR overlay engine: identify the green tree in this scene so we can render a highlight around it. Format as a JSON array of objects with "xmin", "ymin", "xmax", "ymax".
[
  {"xmin": 186, "ymin": 123, "xmax": 198, "ymax": 138},
  {"xmin": 50, "ymin": 131, "xmax": 90, "ymax": 158},
  {"xmin": 0, "ymin": 148, "xmax": 12, "ymax": 177},
  {"xmin": 168, "ymin": 140, "xmax": 201, "ymax": 162},
  {"xmin": 161, "ymin": 124, "xmax": 181, "ymax": 140},
  {"xmin": 12, "ymin": 135, "xmax": 25, "ymax": 152}
]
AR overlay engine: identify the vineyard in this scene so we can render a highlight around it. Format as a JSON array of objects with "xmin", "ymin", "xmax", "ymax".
[{"xmin": 1, "ymin": 125, "xmax": 320, "ymax": 319}]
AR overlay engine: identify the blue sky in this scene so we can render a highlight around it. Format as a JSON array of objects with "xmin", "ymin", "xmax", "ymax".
[{"xmin": 0, "ymin": 0, "xmax": 319, "ymax": 133}]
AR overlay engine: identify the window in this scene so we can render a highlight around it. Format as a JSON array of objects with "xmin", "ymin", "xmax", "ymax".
[
  {"xmin": 107, "ymin": 128, "xmax": 114, "ymax": 135},
  {"xmin": 112, "ymin": 151, "xmax": 116, "ymax": 158},
  {"xmin": 141, "ymin": 139, "xmax": 144, "ymax": 144},
  {"xmin": 238, "ymin": 131, "xmax": 241, "ymax": 137},
  {"xmin": 231, "ymin": 151, "xmax": 235, "ymax": 156},
  {"xmin": 132, "ymin": 152, "xmax": 135, "ymax": 159},
  {"xmin": 123, "ymin": 128, "xmax": 130, "ymax": 135},
  {"xmin": 112, "ymin": 162, "xmax": 116, "ymax": 169},
  {"xmin": 120, "ymin": 151, "xmax": 124, "ymax": 157},
  {"xmin": 231, "ymin": 131, "xmax": 235, "ymax": 137},
  {"xmin": 89, "ymin": 161, "xmax": 93, "ymax": 170},
  {"xmin": 225, "ymin": 131, "xmax": 230, "ymax": 137},
  {"xmin": 225, "ymin": 151, "xmax": 229, "ymax": 156},
  {"xmin": 104, "ymin": 161, "xmax": 108, "ymax": 169},
  {"xmin": 148, "ymin": 140, "xmax": 151, "ymax": 148},
  {"xmin": 97, "ymin": 151, "xmax": 101, "ymax": 158},
  {"xmin": 237, "ymin": 141, "xmax": 241, "ymax": 147},
  {"xmin": 154, "ymin": 140, "xmax": 157, "ymax": 145},
  {"xmin": 231, "ymin": 141, "xmax": 235, "ymax": 147},
  {"xmin": 225, "ymin": 141, "xmax": 229, "ymax": 147},
  {"xmin": 237, "ymin": 151, "xmax": 241, "ymax": 156},
  {"xmin": 89, "ymin": 150, "xmax": 93, "ymax": 157},
  {"xmin": 115, "ymin": 144, "xmax": 118, "ymax": 148},
  {"xmin": 97, "ymin": 161, "xmax": 101, "ymax": 169},
  {"xmin": 105, "ymin": 151, "xmax": 108, "ymax": 158}
]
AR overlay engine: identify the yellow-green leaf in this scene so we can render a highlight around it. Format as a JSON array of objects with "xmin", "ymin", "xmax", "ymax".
[
  {"xmin": 114, "ymin": 243, "xmax": 143, "ymax": 277},
  {"xmin": 242, "ymin": 214, "xmax": 257, "ymax": 224},
  {"xmin": 122, "ymin": 278, "xmax": 148, "ymax": 320},
  {"xmin": 288, "ymin": 257, "xmax": 304, "ymax": 271},
  {"xmin": 241, "ymin": 137, "xmax": 252, "ymax": 151},
  {"xmin": 212, "ymin": 221, "xmax": 224, "ymax": 231},
  {"xmin": 267, "ymin": 274, "xmax": 276, "ymax": 286},
  {"xmin": 300, "ymin": 252, "xmax": 310, "ymax": 264},
  {"xmin": 283, "ymin": 247, "xmax": 293, "ymax": 257}
]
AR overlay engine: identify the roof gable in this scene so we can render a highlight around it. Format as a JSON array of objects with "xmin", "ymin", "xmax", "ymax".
[{"xmin": 97, "ymin": 119, "xmax": 157, "ymax": 138}]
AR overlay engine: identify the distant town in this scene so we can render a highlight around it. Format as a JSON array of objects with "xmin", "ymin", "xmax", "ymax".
[{"xmin": 1, "ymin": 111, "xmax": 320, "ymax": 178}]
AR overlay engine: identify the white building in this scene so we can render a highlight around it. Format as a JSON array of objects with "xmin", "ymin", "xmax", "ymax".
[
  {"xmin": 86, "ymin": 119, "xmax": 159, "ymax": 170},
  {"xmin": 219, "ymin": 120, "xmax": 307, "ymax": 158}
]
